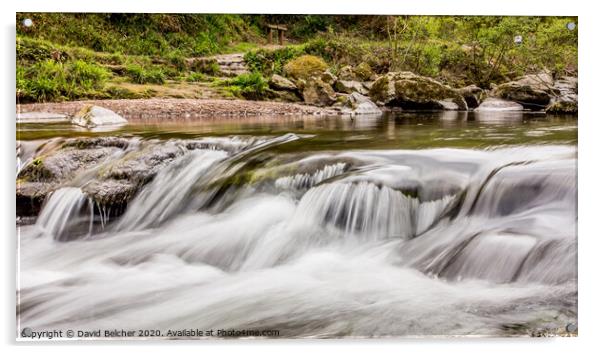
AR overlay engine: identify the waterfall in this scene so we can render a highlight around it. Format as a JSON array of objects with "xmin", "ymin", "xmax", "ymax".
[
  {"xmin": 275, "ymin": 162, "xmax": 347, "ymax": 191},
  {"xmin": 34, "ymin": 187, "xmax": 92, "ymax": 241},
  {"xmin": 18, "ymin": 144, "xmax": 577, "ymax": 337},
  {"xmin": 115, "ymin": 149, "xmax": 229, "ymax": 231}
]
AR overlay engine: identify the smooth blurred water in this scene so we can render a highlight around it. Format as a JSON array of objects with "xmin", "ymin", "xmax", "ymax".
[{"xmin": 17, "ymin": 112, "xmax": 577, "ymax": 338}]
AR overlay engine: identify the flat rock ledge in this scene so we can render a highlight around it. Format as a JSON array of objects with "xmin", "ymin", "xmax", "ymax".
[{"xmin": 17, "ymin": 98, "xmax": 339, "ymax": 120}]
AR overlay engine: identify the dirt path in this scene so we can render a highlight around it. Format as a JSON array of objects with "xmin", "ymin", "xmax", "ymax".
[{"xmin": 17, "ymin": 98, "xmax": 338, "ymax": 120}]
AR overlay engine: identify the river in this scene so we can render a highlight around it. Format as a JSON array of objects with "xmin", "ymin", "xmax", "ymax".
[{"xmin": 16, "ymin": 111, "xmax": 577, "ymax": 338}]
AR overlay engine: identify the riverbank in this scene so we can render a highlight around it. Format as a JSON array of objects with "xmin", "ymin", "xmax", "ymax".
[{"xmin": 17, "ymin": 98, "xmax": 337, "ymax": 120}]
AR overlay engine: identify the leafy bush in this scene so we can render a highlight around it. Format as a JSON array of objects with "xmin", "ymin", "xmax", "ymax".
[
  {"xmin": 283, "ymin": 55, "xmax": 328, "ymax": 80},
  {"xmin": 244, "ymin": 46, "xmax": 305, "ymax": 76},
  {"xmin": 125, "ymin": 64, "xmax": 166, "ymax": 84},
  {"xmin": 219, "ymin": 72, "xmax": 268, "ymax": 100}
]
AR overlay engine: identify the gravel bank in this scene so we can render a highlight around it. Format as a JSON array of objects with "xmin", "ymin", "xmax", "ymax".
[{"xmin": 17, "ymin": 98, "xmax": 339, "ymax": 120}]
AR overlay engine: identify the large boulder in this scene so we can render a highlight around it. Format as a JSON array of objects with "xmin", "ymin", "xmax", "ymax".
[
  {"xmin": 354, "ymin": 62, "xmax": 375, "ymax": 81},
  {"xmin": 546, "ymin": 76, "xmax": 578, "ymax": 114},
  {"xmin": 369, "ymin": 72, "xmax": 467, "ymax": 110},
  {"xmin": 302, "ymin": 78, "xmax": 337, "ymax": 107},
  {"xmin": 492, "ymin": 71, "xmax": 555, "ymax": 110},
  {"xmin": 334, "ymin": 80, "xmax": 369, "ymax": 95},
  {"xmin": 474, "ymin": 98, "xmax": 524, "ymax": 112},
  {"xmin": 268, "ymin": 74, "xmax": 297, "ymax": 91},
  {"xmin": 72, "ymin": 105, "xmax": 128, "ymax": 128}
]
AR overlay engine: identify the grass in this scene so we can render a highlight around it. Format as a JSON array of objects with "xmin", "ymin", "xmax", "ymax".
[
  {"xmin": 18, "ymin": 59, "xmax": 110, "ymax": 102},
  {"xmin": 217, "ymin": 72, "xmax": 269, "ymax": 100},
  {"xmin": 125, "ymin": 64, "xmax": 166, "ymax": 84}
]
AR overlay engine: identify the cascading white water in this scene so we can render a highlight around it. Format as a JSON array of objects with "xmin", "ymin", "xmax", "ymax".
[
  {"xmin": 34, "ymin": 187, "xmax": 92, "ymax": 241},
  {"xmin": 275, "ymin": 162, "xmax": 347, "ymax": 191},
  {"xmin": 17, "ymin": 138, "xmax": 577, "ymax": 337}
]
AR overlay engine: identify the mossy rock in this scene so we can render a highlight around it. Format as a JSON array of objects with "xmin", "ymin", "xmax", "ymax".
[
  {"xmin": 284, "ymin": 55, "xmax": 328, "ymax": 80},
  {"xmin": 546, "ymin": 100, "xmax": 578, "ymax": 114},
  {"xmin": 369, "ymin": 72, "xmax": 467, "ymax": 110},
  {"xmin": 353, "ymin": 62, "xmax": 374, "ymax": 81},
  {"xmin": 493, "ymin": 83, "xmax": 551, "ymax": 110}
]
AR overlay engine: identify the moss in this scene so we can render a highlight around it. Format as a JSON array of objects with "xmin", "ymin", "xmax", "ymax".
[
  {"xmin": 18, "ymin": 157, "xmax": 54, "ymax": 182},
  {"xmin": 354, "ymin": 62, "xmax": 374, "ymax": 81},
  {"xmin": 283, "ymin": 55, "xmax": 328, "ymax": 80}
]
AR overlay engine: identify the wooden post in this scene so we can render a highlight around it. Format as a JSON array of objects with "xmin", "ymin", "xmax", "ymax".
[
  {"xmin": 267, "ymin": 29, "xmax": 273, "ymax": 44},
  {"xmin": 278, "ymin": 29, "xmax": 285, "ymax": 45}
]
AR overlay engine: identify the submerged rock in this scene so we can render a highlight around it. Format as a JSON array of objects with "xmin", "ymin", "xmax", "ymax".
[
  {"xmin": 72, "ymin": 105, "xmax": 128, "ymax": 128},
  {"xmin": 15, "ymin": 137, "xmax": 197, "ymax": 218},
  {"xmin": 369, "ymin": 72, "xmax": 467, "ymax": 110},
  {"xmin": 474, "ymin": 98, "xmax": 525, "ymax": 112}
]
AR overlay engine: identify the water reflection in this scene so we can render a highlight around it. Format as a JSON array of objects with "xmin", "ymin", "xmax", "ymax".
[{"xmin": 17, "ymin": 112, "xmax": 577, "ymax": 150}]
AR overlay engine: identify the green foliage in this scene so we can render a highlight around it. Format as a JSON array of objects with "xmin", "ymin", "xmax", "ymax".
[
  {"xmin": 125, "ymin": 64, "xmax": 166, "ymax": 84},
  {"xmin": 16, "ymin": 13, "xmax": 262, "ymax": 57},
  {"xmin": 186, "ymin": 72, "xmax": 210, "ymax": 82},
  {"xmin": 244, "ymin": 46, "xmax": 305, "ymax": 76},
  {"xmin": 283, "ymin": 55, "xmax": 328, "ymax": 80},
  {"xmin": 218, "ymin": 72, "xmax": 268, "ymax": 100},
  {"xmin": 17, "ymin": 59, "xmax": 110, "ymax": 102}
]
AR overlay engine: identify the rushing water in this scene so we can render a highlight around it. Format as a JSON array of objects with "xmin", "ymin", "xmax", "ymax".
[{"xmin": 17, "ymin": 112, "xmax": 577, "ymax": 338}]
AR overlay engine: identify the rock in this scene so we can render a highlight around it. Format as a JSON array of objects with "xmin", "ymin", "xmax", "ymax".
[
  {"xmin": 334, "ymin": 80, "xmax": 369, "ymax": 95},
  {"xmin": 457, "ymin": 85, "xmax": 485, "ymax": 109},
  {"xmin": 72, "ymin": 105, "xmax": 128, "ymax": 128},
  {"xmin": 354, "ymin": 62, "xmax": 375, "ymax": 81},
  {"xmin": 369, "ymin": 71, "xmax": 467, "ymax": 110},
  {"xmin": 321, "ymin": 71, "xmax": 337, "ymax": 86},
  {"xmin": 15, "ymin": 137, "xmax": 194, "ymax": 218},
  {"xmin": 546, "ymin": 76, "xmax": 578, "ymax": 114},
  {"xmin": 338, "ymin": 65, "xmax": 356, "ymax": 81},
  {"xmin": 268, "ymin": 74, "xmax": 297, "ymax": 91},
  {"xmin": 436, "ymin": 99, "xmax": 461, "ymax": 110},
  {"xmin": 546, "ymin": 100, "xmax": 577, "ymax": 114},
  {"xmin": 474, "ymin": 98, "xmax": 525, "ymax": 112},
  {"xmin": 302, "ymin": 78, "xmax": 337, "ymax": 107},
  {"xmin": 341, "ymin": 92, "xmax": 382, "ymax": 116},
  {"xmin": 17, "ymin": 112, "xmax": 70, "ymax": 123},
  {"xmin": 492, "ymin": 71, "xmax": 555, "ymax": 110}
]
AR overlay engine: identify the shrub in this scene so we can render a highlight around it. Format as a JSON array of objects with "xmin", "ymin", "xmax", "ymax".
[
  {"xmin": 186, "ymin": 72, "xmax": 210, "ymax": 82},
  {"xmin": 68, "ymin": 60, "xmax": 110, "ymax": 89},
  {"xmin": 283, "ymin": 55, "xmax": 328, "ymax": 80},
  {"xmin": 219, "ymin": 72, "xmax": 268, "ymax": 100},
  {"xmin": 125, "ymin": 64, "xmax": 166, "ymax": 84},
  {"xmin": 244, "ymin": 46, "xmax": 305, "ymax": 76}
]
